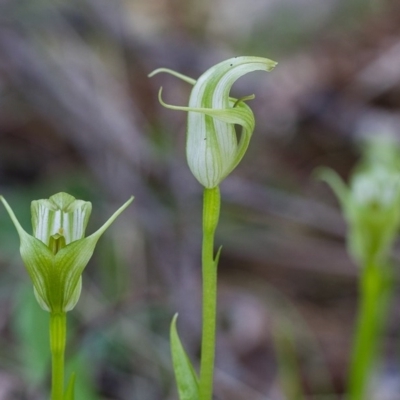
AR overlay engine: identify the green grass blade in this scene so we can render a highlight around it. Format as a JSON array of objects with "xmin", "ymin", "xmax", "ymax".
[{"xmin": 170, "ymin": 314, "xmax": 199, "ymax": 400}]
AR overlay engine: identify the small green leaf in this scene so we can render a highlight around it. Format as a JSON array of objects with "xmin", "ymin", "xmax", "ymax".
[
  {"xmin": 214, "ymin": 246, "xmax": 223, "ymax": 268},
  {"xmin": 170, "ymin": 314, "xmax": 199, "ymax": 400},
  {"xmin": 66, "ymin": 352, "xmax": 98, "ymax": 400},
  {"xmin": 314, "ymin": 167, "xmax": 348, "ymax": 207},
  {"xmin": 64, "ymin": 372, "xmax": 76, "ymax": 400}
]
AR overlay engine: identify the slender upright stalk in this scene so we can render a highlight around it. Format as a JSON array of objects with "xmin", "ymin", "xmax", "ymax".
[
  {"xmin": 50, "ymin": 312, "xmax": 67, "ymax": 400},
  {"xmin": 347, "ymin": 259, "xmax": 392, "ymax": 400},
  {"xmin": 199, "ymin": 187, "xmax": 221, "ymax": 400}
]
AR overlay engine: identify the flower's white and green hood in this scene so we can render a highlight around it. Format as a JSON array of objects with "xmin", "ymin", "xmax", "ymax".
[
  {"xmin": 0, "ymin": 192, "xmax": 133, "ymax": 313},
  {"xmin": 149, "ymin": 56, "xmax": 277, "ymax": 188}
]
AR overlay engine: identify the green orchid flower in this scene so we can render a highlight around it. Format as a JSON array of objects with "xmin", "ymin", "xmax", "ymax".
[
  {"xmin": 149, "ymin": 56, "xmax": 277, "ymax": 188},
  {"xmin": 319, "ymin": 163, "xmax": 400, "ymax": 266},
  {"xmin": 0, "ymin": 192, "xmax": 133, "ymax": 313}
]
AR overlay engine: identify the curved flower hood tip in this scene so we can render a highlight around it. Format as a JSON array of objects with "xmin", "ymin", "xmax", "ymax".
[
  {"xmin": 149, "ymin": 56, "xmax": 277, "ymax": 188},
  {"xmin": 0, "ymin": 193, "xmax": 133, "ymax": 312}
]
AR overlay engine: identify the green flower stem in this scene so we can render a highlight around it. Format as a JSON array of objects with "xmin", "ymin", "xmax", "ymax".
[
  {"xmin": 199, "ymin": 187, "xmax": 221, "ymax": 400},
  {"xmin": 348, "ymin": 259, "xmax": 392, "ymax": 400},
  {"xmin": 50, "ymin": 312, "xmax": 67, "ymax": 400}
]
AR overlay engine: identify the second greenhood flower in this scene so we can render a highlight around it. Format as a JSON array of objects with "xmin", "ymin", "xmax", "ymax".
[
  {"xmin": 0, "ymin": 192, "xmax": 133, "ymax": 313},
  {"xmin": 149, "ymin": 56, "xmax": 277, "ymax": 188},
  {"xmin": 318, "ymin": 139, "xmax": 400, "ymax": 265}
]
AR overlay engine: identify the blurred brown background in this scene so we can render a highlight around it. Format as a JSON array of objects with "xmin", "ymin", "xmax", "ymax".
[{"xmin": 0, "ymin": 0, "xmax": 400, "ymax": 399}]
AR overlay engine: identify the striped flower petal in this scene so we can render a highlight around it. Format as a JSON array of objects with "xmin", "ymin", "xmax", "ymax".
[
  {"xmin": 1, "ymin": 194, "xmax": 133, "ymax": 312},
  {"xmin": 150, "ymin": 56, "xmax": 277, "ymax": 188}
]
